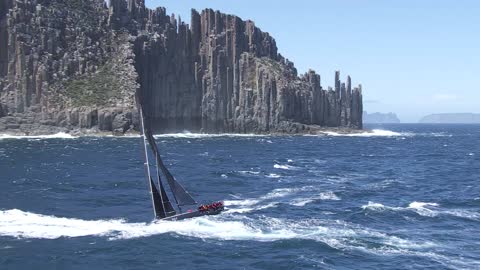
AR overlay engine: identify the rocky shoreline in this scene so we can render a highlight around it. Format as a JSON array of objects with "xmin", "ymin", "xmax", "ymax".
[
  {"xmin": 0, "ymin": 0, "xmax": 363, "ymax": 135},
  {"xmin": 0, "ymin": 121, "xmax": 366, "ymax": 137}
]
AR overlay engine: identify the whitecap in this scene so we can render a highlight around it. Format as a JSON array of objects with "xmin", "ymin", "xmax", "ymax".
[
  {"xmin": 4, "ymin": 208, "xmax": 460, "ymax": 270},
  {"xmin": 153, "ymin": 132, "xmax": 267, "ymax": 139},
  {"xmin": 99, "ymin": 134, "xmax": 141, "ymax": 138},
  {"xmin": 290, "ymin": 199, "xmax": 315, "ymax": 207},
  {"xmin": 292, "ymin": 192, "xmax": 341, "ymax": 207},
  {"xmin": 0, "ymin": 132, "xmax": 77, "ymax": 140},
  {"xmin": 225, "ymin": 202, "xmax": 279, "ymax": 214},
  {"xmin": 408, "ymin": 202, "xmax": 439, "ymax": 209},
  {"xmin": 442, "ymin": 209, "xmax": 480, "ymax": 220},
  {"xmin": 321, "ymin": 129, "xmax": 405, "ymax": 137},
  {"xmin": 362, "ymin": 201, "xmax": 436, "ymax": 215},
  {"xmin": 223, "ymin": 199, "xmax": 260, "ymax": 207},
  {"xmin": 256, "ymin": 138, "xmax": 273, "ymax": 143},
  {"xmin": 362, "ymin": 201, "xmax": 479, "ymax": 221},
  {"xmin": 407, "ymin": 202, "xmax": 439, "ymax": 217},
  {"xmin": 262, "ymin": 186, "xmax": 318, "ymax": 203},
  {"xmin": 266, "ymin": 173, "xmax": 281, "ymax": 178},
  {"xmin": 274, "ymin": 164, "xmax": 298, "ymax": 170},
  {"xmin": 0, "ymin": 209, "xmax": 307, "ymax": 241},
  {"xmin": 237, "ymin": 170, "xmax": 261, "ymax": 176},
  {"xmin": 225, "ymin": 186, "xmax": 316, "ymax": 213},
  {"xmin": 361, "ymin": 202, "xmax": 390, "ymax": 211},
  {"xmin": 318, "ymin": 191, "xmax": 341, "ymax": 201}
]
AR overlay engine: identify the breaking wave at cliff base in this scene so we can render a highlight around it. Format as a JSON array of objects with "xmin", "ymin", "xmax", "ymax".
[{"xmin": 0, "ymin": 132, "xmax": 77, "ymax": 140}]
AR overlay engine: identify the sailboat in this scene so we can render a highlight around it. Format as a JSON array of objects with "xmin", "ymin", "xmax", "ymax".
[{"xmin": 138, "ymin": 104, "xmax": 224, "ymax": 221}]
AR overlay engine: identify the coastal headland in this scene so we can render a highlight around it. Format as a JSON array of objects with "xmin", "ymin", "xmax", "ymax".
[{"xmin": 0, "ymin": 0, "xmax": 363, "ymax": 136}]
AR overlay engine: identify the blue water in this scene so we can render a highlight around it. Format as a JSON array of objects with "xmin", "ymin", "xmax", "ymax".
[{"xmin": 0, "ymin": 124, "xmax": 479, "ymax": 269}]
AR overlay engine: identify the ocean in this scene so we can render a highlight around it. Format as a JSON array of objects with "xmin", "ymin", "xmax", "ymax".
[{"xmin": 0, "ymin": 124, "xmax": 479, "ymax": 269}]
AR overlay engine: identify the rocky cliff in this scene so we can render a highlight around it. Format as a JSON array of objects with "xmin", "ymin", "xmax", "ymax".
[{"xmin": 0, "ymin": 0, "xmax": 363, "ymax": 135}]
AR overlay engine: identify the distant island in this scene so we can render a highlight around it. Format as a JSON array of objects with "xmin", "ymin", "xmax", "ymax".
[
  {"xmin": 0, "ymin": 0, "xmax": 363, "ymax": 135},
  {"xmin": 363, "ymin": 111, "xmax": 400, "ymax": 123},
  {"xmin": 419, "ymin": 113, "xmax": 480, "ymax": 124}
]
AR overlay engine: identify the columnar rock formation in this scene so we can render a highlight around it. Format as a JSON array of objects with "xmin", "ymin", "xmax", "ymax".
[{"xmin": 0, "ymin": 0, "xmax": 363, "ymax": 134}]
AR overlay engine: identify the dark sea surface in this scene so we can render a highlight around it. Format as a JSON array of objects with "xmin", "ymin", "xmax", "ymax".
[{"xmin": 0, "ymin": 124, "xmax": 479, "ymax": 270}]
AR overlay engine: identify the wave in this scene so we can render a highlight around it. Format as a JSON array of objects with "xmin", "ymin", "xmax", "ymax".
[
  {"xmin": 361, "ymin": 202, "xmax": 395, "ymax": 211},
  {"xmin": 224, "ymin": 187, "xmax": 304, "ymax": 209},
  {"xmin": 236, "ymin": 170, "xmax": 261, "ymax": 176},
  {"xmin": 224, "ymin": 199, "xmax": 260, "ymax": 207},
  {"xmin": 103, "ymin": 134, "xmax": 141, "ymax": 138},
  {"xmin": 361, "ymin": 201, "xmax": 479, "ymax": 220},
  {"xmin": 153, "ymin": 132, "xmax": 268, "ymax": 139},
  {"xmin": 290, "ymin": 192, "xmax": 341, "ymax": 206},
  {"xmin": 407, "ymin": 202, "xmax": 439, "ymax": 217},
  {"xmin": 223, "ymin": 187, "xmax": 304, "ymax": 212},
  {"xmin": 273, "ymin": 164, "xmax": 298, "ymax": 170},
  {"xmin": 0, "ymin": 132, "xmax": 77, "ymax": 140},
  {"xmin": 225, "ymin": 186, "xmax": 338, "ymax": 213},
  {"xmin": 224, "ymin": 202, "xmax": 279, "ymax": 214},
  {"xmin": 256, "ymin": 138, "xmax": 273, "ymax": 143},
  {"xmin": 320, "ymin": 129, "xmax": 454, "ymax": 138},
  {"xmin": 0, "ymin": 209, "xmax": 429, "ymax": 247},
  {"xmin": 322, "ymin": 129, "xmax": 405, "ymax": 137},
  {"xmin": 355, "ymin": 244, "xmax": 479, "ymax": 270},
  {"xmin": 1, "ymin": 209, "xmax": 473, "ymax": 269}
]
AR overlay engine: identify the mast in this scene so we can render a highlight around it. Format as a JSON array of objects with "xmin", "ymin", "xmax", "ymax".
[{"xmin": 139, "ymin": 107, "xmax": 165, "ymax": 218}]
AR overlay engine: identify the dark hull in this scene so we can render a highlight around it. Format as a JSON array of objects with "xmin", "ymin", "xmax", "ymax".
[{"xmin": 161, "ymin": 208, "xmax": 224, "ymax": 221}]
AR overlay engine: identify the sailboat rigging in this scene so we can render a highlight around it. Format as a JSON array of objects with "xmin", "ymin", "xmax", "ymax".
[{"xmin": 138, "ymin": 103, "xmax": 224, "ymax": 221}]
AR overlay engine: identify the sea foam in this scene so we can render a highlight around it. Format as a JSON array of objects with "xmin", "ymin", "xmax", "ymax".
[
  {"xmin": 153, "ymin": 132, "xmax": 267, "ymax": 139},
  {"xmin": 322, "ymin": 129, "xmax": 404, "ymax": 137},
  {"xmin": 0, "ymin": 132, "xmax": 77, "ymax": 140},
  {"xmin": 0, "ymin": 209, "xmax": 427, "ymax": 246},
  {"xmin": 273, "ymin": 164, "xmax": 298, "ymax": 170},
  {"xmin": 361, "ymin": 201, "xmax": 479, "ymax": 221},
  {"xmin": 2, "ymin": 209, "xmax": 471, "ymax": 269},
  {"xmin": 290, "ymin": 192, "xmax": 341, "ymax": 207}
]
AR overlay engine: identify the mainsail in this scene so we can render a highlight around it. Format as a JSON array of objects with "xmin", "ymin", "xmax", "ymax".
[
  {"xmin": 138, "ymin": 101, "xmax": 197, "ymax": 219},
  {"xmin": 144, "ymin": 131, "xmax": 197, "ymax": 206},
  {"xmin": 150, "ymin": 177, "xmax": 176, "ymax": 218}
]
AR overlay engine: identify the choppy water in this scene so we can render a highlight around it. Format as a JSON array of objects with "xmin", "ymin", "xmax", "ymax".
[{"xmin": 0, "ymin": 124, "xmax": 479, "ymax": 269}]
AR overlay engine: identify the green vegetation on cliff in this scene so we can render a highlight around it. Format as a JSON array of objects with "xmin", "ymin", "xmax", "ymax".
[{"xmin": 64, "ymin": 63, "xmax": 122, "ymax": 107}]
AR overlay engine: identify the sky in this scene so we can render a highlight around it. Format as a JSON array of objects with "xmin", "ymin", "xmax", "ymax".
[{"xmin": 144, "ymin": 0, "xmax": 480, "ymax": 122}]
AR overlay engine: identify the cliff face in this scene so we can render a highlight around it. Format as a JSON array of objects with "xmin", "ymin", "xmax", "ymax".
[{"xmin": 0, "ymin": 0, "xmax": 363, "ymax": 135}]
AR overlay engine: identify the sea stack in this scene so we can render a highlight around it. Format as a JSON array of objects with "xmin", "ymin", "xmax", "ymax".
[{"xmin": 0, "ymin": 0, "xmax": 363, "ymax": 134}]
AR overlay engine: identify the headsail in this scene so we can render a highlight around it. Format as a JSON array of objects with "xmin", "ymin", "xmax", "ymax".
[
  {"xmin": 145, "ymin": 131, "xmax": 197, "ymax": 206},
  {"xmin": 150, "ymin": 177, "xmax": 176, "ymax": 218}
]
